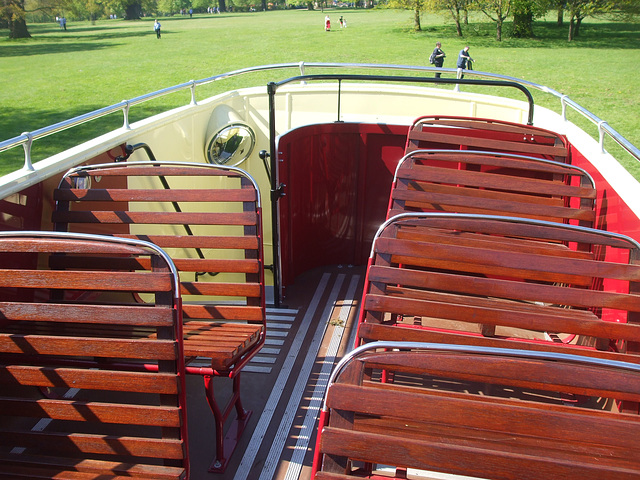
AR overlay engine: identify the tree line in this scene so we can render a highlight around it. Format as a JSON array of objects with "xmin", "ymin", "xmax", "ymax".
[
  {"xmin": 2, "ymin": 0, "xmax": 638, "ymax": 39},
  {"xmin": 388, "ymin": 0, "xmax": 639, "ymax": 41}
]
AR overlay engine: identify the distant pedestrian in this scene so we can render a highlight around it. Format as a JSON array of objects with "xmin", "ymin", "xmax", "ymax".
[
  {"xmin": 456, "ymin": 46, "xmax": 474, "ymax": 79},
  {"xmin": 325, "ymin": 15, "xmax": 331, "ymax": 31},
  {"xmin": 154, "ymin": 19, "xmax": 161, "ymax": 39},
  {"xmin": 339, "ymin": 16, "xmax": 344, "ymax": 27},
  {"xmin": 189, "ymin": 8, "xmax": 193, "ymax": 17},
  {"xmin": 430, "ymin": 41, "xmax": 446, "ymax": 78}
]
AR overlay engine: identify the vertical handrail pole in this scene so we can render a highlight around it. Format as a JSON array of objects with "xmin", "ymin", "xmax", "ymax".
[{"xmin": 267, "ymin": 82, "xmax": 281, "ymax": 307}]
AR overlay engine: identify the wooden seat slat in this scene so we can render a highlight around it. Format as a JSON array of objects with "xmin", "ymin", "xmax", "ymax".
[
  {"xmin": 394, "ymin": 228, "xmax": 593, "ymax": 258},
  {"xmin": 378, "ymin": 235, "xmax": 640, "ymax": 282},
  {"xmin": 54, "ymin": 188, "xmax": 256, "ymax": 202},
  {"xmin": 182, "ymin": 304, "xmax": 264, "ymax": 320},
  {"xmin": 52, "ymin": 210, "xmax": 257, "ymax": 226},
  {"xmin": 363, "ymin": 294, "xmax": 638, "ymax": 341},
  {"xmin": 407, "ymin": 130, "xmax": 569, "ymax": 157},
  {"xmin": 405, "ymin": 116, "xmax": 569, "ymax": 161},
  {"xmin": 180, "ymin": 281, "xmax": 261, "ymax": 297},
  {"xmin": 0, "ymin": 333, "xmax": 177, "ymax": 359},
  {"xmin": 69, "ymin": 165, "xmax": 245, "ymax": 177},
  {"xmin": 391, "ymin": 189, "xmax": 595, "ymax": 222},
  {"xmin": 0, "ymin": 397, "xmax": 182, "ymax": 427},
  {"xmin": 118, "ymin": 234, "xmax": 260, "ymax": 249},
  {"xmin": 397, "ymin": 164, "xmax": 595, "ymax": 198},
  {"xmin": 129, "ymin": 235, "xmax": 258, "ymax": 249},
  {"xmin": 0, "ymin": 430, "xmax": 185, "ymax": 459},
  {"xmin": 417, "ymin": 117, "xmax": 566, "ymax": 139},
  {"xmin": 0, "ymin": 455, "xmax": 185, "ymax": 480},
  {"xmin": 170, "ymin": 258, "xmax": 260, "ymax": 274},
  {"xmin": 399, "ymin": 215, "xmax": 628, "ymax": 247},
  {"xmin": 356, "ymin": 323, "xmax": 640, "ymax": 364},
  {"xmin": 383, "ymin": 286, "xmax": 596, "ymax": 319},
  {"xmin": 0, "ymin": 269, "xmax": 172, "ymax": 291},
  {"xmin": 369, "ymin": 266, "xmax": 639, "ymax": 311},
  {"xmin": 321, "ymin": 427, "xmax": 640, "ymax": 480},
  {"xmin": 48, "ymin": 256, "xmax": 261, "ymax": 274},
  {"xmin": 398, "ymin": 181, "xmax": 566, "ymax": 209},
  {"xmin": 0, "ymin": 302, "xmax": 174, "ymax": 326},
  {"xmin": 1, "ymin": 365, "xmax": 180, "ymax": 394},
  {"xmin": 399, "ymin": 149, "xmax": 567, "ymax": 170}
]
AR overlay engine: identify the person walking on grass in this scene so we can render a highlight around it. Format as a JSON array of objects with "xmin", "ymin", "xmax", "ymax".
[
  {"xmin": 431, "ymin": 41, "xmax": 446, "ymax": 78},
  {"xmin": 456, "ymin": 46, "xmax": 474, "ymax": 79},
  {"xmin": 154, "ymin": 19, "xmax": 161, "ymax": 39}
]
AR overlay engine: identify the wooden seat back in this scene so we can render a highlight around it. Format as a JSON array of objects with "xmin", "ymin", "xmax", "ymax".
[
  {"xmin": 313, "ymin": 341, "xmax": 640, "ymax": 480},
  {"xmin": 389, "ymin": 149, "xmax": 596, "ymax": 228},
  {"xmin": 0, "ymin": 231, "xmax": 188, "ymax": 479},
  {"xmin": 52, "ymin": 161, "xmax": 266, "ymax": 372},
  {"xmin": 52, "ymin": 161, "xmax": 266, "ymax": 472},
  {"xmin": 405, "ymin": 115, "xmax": 569, "ymax": 163},
  {"xmin": 356, "ymin": 213, "xmax": 640, "ymax": 365}
]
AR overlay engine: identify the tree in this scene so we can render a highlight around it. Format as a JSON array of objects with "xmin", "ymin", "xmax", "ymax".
[
  {"xmin": 511, "ymin": 0, "xmax": 533, "ymax": 36},
  {"xmin": 443, "ymin": 0, "xmax": 471, "ymax": 36},
  {"xmin": 565, "ymin": 0, "xmax": 616, "ymax": 41},
  {"xmin": 388, "ymin": 0, "xmax": 424, "ymax": 30},
  {"xmin": 423, "ymin": 0, "xmax": 471, "ymax": 37},
  {"xmin": 2, "ymin": 0, "xmax": 31, "ymax": 38},
  {"xmin": 68, "ymin": 0, "xmax": 105, "ymax": 21},
  {"xmin": 554, "ymin": 0, "xmax": 563, "ymax": 25},
  {"xmin": 477, "ymin": 0, "xmax": 511, "ymax": 41},
  {"xmin": 511, "ymin": 0, "xmax": 550, "ymax": 38}
]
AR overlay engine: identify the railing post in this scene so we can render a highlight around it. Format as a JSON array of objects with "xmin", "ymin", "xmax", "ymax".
[
  {"xmin": 21, "ymin": 132, "xmax": 34, "ymax": 171},
  {"xmin": 122, "ymin": 100, "xmax": 131, "ymax": 130},
  {"xmin": 561, "ymin": 95, "xmax": 568, "ymax": 121},
  {"xmin": 190, "ymin": 80, "xmax": 197, "ymax": 105},
  {"xmin": 598, "ymin": 121, "xmax": 608, "ymax": 154},
  {"xmin": 299, "ymin": 61, "xmax": 306, "ymax": 85}
]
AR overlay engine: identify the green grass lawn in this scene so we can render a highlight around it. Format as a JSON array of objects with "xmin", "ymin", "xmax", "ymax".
[{"xmin": 1, "ymin": 9, "xmax": 639, "ymax": 176}]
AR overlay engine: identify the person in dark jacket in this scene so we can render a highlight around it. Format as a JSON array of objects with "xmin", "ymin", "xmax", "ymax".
[{"xmin": 431, "ymin": 42, "xmax": 446, "ymax": 78}]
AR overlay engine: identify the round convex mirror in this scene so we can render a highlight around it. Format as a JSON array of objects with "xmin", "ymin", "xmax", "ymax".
[{"xmin": 205, "ymin": 123, "xmax": 255, "ymax": 167}]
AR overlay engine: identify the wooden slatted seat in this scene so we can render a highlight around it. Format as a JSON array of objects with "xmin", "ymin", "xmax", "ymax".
[
  {"xmin": 356, "ymin": 213, "xmax": 640, "ymax": 376},
  {"xmin": 405, "ymin": 115, "xmax": 569, "ymax": 163},
  {"xmin": 388, "ymin": 149, "xmax": 596, "ymax": 228},
  {"xmin": 312, "ymin": 341, "xmax": 640, "ymax": 480},
  {"xmin": 52, "ymin": 161, "xmax": 266, "ymax": 473},
  {"xmin": 0, "ymin": 231, "xmax": 188, "ymax": 479}
]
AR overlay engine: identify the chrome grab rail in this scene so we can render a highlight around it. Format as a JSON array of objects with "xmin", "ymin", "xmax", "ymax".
[{"xmin": 1, "ymin": 62, "xmax": 639, "ymax": 169}]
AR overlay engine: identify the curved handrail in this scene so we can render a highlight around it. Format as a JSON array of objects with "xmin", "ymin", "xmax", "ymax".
[
  {"xmin": 269, "ymin": 73, "xmax": 536, "ymax": 125},
  {"xmin": 1, "ymin": 62, "xmax": 638, "ymax": 169}
]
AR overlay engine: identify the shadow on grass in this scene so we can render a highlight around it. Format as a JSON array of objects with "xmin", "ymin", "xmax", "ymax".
[
  {"xmin": 0, "ymin": 41, "xmax": 115, "ymax": 57},
  {"xmin": 0, "ymin": 23, "xmax": 160, "ymax": 57}
]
